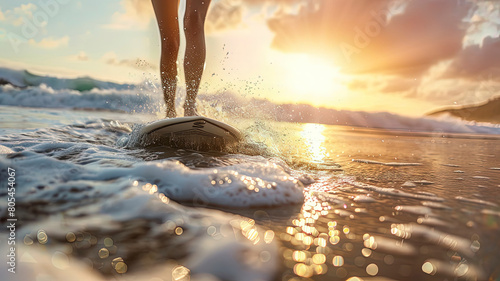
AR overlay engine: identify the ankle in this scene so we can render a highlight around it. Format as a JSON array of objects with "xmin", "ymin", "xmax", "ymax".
[{"xmin": 166, "ymin": 107, "xmax": 177, "ymax": 118}]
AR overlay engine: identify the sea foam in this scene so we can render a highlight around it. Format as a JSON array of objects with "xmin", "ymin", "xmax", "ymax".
[{"xmin": 2, "ymin": 67, "xmax": 500, "ymax": 135}]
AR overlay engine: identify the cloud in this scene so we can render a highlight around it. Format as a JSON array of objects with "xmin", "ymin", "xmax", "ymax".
[
  {"xmin": 200, "ymin": 0, "xmax": 499, "ymax": 110},
  {"xmin": 444, "ymin": 36, "xmax": 500, "ymax": 81},
  {"xmin": 381, "ymin": 76, "xmax": 421, "ymax": 94},
  {"xmin": 2, "ymin": 3, "xmax": 38, "ymax": 27},
  {"xmin": 102, "ymin": 51, "xmax": 118, "ymax": 62},
  {"xmin": 68, "ymin": 51, "xmax": 89, "ymax": 61},
  {"xmin": 412, "ymin": 78, "xmax": 500, "ymax": 106},
  {"xmin": 267, "ymin": 0, "xmax": 472, "ymax": 77},
  {"xmin": 465, "ymin": 1, "xmax": 500, "ymax": 37},
  {"xmin": 28, "ymin": 36, "xmax": 69, "ymax": 49},
  {"xmin": 239, "ymin": 0, "xmax": 301, "ymax": 4},
  {"xmin": 206, "ymin": 0, "xmax": 245, "ymax": 33},
  {"xmin": 104, "ymin": 0, "xmax": 154, "ymax": 30},
  {"xmin": 102, "ymin": 51, "xmax": 157, "ymax": 70},
  {"xmin": 104, "ymin": 0, "xmax": 297, "ymax": 32},
  {"xmin": 103, "ymin": 0, "xmax": 299, "ymax": 32},
  {"xmin": 347, "ymin": 74, "xmax": 420, "ymax": 97},
  {"xmin": 76, "ymin": 51, "xmax": 89, "ymax": 61},
  {"xmin": 205, "ymin": 0, "xmax": 302, "ymax": 33}
]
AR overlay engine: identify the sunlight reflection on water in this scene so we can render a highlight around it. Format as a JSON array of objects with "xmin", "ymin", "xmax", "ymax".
[{"xmin": 300, "ymin": 124, "xmax": 328, "ymax": 163}]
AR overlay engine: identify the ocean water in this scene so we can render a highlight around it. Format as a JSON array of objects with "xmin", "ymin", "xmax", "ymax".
[{"xmin": 1, "ymin": 70, "xmax": 500, "ymax": 281}]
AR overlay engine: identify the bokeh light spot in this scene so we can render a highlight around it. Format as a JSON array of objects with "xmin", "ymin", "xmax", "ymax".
[
  {"xmin": 294, "ymin": 263, "xmax": 313, "ymax": 278},
  {"xmin": 422, "ymin": 261, "xmax": 436, "ymax": 275},
  {"xmin": 172, "ymin": 265, "xmax": 190, "ymax": 281},
  {"xmin": 312, "ymin": 254, "xmax": 326, "ymax": 264},
  {"xmin": 264, "ymin": 230, "xmax": 275, "ymax": 244},
  {"xmin": 329, "ymin": 235, "xmax": 340, "ymax": 245},
  {"xmin": 260, "ymin": 251, "xmax": 271, "ymax": 263},
  {"xmin": 115, "ymin": 262, "xmax": 128, "ymax": 274},
  {"xmin": 98, "ymin": 248, "xmax": 110, "ymax": 259},
  {"xmin": 366, "ymin": 263, "xmax": 379, "ymax": 276},
  {"xmin": 104, "ymin": 237, "xmax": 113, "ymax": 247},
  {"xmin": 332, "ymin": 256, "xmax": 344, "ymax": 267},
  {"xmin": 175, "ymin": 227, "xmax": 183, "ymax": 235},
  {"xmin": 37, "ymin": 230, "xmax": 48, "ymax": 244},
  {"xmin": 346, "ymin": 277, "xmax": 364, "ymax": 281},
  {"xmin": 24, "ymin": 235, "xmax": 34, "ymax": 245},
  {"xmin": 51, "ymin": 251, "xmax": 69, "ymax": 270},
  {"xmin": 361, "ymin": 248, "xmax": 372, "ymax": 257},
  {"xmin": 66, "ymin": 232, "xmax": 76, "ymax": 243}
]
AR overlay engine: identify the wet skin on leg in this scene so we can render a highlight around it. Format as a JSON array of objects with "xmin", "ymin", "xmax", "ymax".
[
  {"xmin": 151, "ymin": 0, "xmax": 180, "ymax": 118},
  {"xmin": 152, "ymin": 0, "xmax": 211, "ymax": 117},
  {"xmin": 183, "ymin": 0, "xmax": 211, "ymax": 116}
]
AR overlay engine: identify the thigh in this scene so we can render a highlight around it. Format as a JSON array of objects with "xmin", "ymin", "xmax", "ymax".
[
  {"xmin": 185, "ymin": 0, "xmax": 211, "ymax": 22},
  {"xmin": 151, "ymin": 0, "xmax": 180, "ymax": 32}
]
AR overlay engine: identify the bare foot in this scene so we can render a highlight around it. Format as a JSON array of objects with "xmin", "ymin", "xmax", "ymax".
[{"xmin": 183, "ymin": 105, "xmax": 199, "ymax": 116}]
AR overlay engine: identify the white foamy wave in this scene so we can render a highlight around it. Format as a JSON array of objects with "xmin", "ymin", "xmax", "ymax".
[
  {"xmin": 350, "ymin": 111, "xmax": 500, "ymax": 135},
  {"xmin": 0, "ymin": 84, "xmax": 163, "ymax": 113},
  {"xmin": 81, "ymin": 159, "xmax": 303, "ymax": 208},
  {"xmin": 2, "ymin": 67, "xmax": 499, "ymax": 135},
  {"xmin": 276, "ymin": 105, "xmax": 500, "ymax": 135},
  {"xmin": 0, "ymin": 137, "xmax": 289, "ymax": 280},
  {"xmin": 1, "ymin": 140, "xmax": 304, "ymax": 208}
]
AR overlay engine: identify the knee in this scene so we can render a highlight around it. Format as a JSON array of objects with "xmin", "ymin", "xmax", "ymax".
[
  {"xmin": 184, "ymin": 10, "xmax": 205, "ymax": 33},
  {"xmin": 161, "ymin": 35, "xmax": 180, "ymax": 54}
]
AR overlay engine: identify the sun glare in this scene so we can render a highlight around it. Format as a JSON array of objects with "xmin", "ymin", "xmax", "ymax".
[{"xmin": 279, "ymin": 54, "xmax": 346, "ymax": 105}]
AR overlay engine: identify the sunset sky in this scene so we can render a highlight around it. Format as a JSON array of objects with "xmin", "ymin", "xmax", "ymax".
[{"xmin": 0, "ymin": 0, "xmax": 499, "ymax": 115}]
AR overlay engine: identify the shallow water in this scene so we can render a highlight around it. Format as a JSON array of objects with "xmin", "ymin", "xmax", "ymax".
[{"xmin": 1, "ymin": 105, "xmax": 500, "ymax": 281}]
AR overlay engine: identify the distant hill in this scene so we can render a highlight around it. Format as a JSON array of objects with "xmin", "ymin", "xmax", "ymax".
[{"xmin": 427, "ymin": 96, "xmax": 500, "ymax": 124}]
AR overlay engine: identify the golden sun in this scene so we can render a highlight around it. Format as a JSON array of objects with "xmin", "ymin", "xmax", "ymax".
[{"xmin": 278, "ymin": 54, "xmax": 347, "ymax": 105}]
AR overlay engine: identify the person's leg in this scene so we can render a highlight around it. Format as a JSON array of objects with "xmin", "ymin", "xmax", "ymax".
[
  {"xmin": 183, "ymin": 0, "xmax": 211, "ymax": 116},
  {"xmin": 151, "ymin": 0, "xmax": 180, "ymax": 118}
]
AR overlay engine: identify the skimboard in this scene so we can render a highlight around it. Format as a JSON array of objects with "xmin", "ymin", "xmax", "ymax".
[{"xmin": 140, "ymin": 116, "xmax": 242, "ymax": 150}]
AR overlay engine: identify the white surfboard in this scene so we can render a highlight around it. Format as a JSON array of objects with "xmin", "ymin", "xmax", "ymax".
[{"xmin": 140, "ymin": 116, "xmax": 242, "ymax": 150}]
